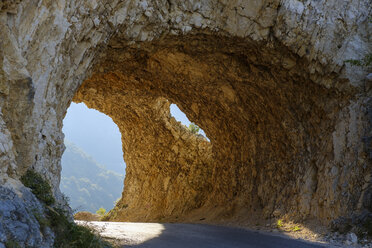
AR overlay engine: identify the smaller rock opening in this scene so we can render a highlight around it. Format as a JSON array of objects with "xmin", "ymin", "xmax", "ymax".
[
  {"xmin": 170, "ymin": 103, "xmax": 209, "ymax": 141},
  {"xmin": 61, "ymin": 102, "xmax": 125, "ymax": 215}
]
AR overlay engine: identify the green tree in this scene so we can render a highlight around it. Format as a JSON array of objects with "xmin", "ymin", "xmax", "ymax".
[
  {"xmin": 188, "ymin": 123, "xmax": 200, "ymax": 134},
  {"xmin": 96, "ymin": 207, "xmax": 106, "ymax": 216}
]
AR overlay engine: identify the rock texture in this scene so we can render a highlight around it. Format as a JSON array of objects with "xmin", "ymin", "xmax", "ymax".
[
  {"xmin": 0, "ymin": 0, "xmax": 371, "ymax": 246},
  {"xmin": 74, "ymin": 212, "xmax": 101, "ymax": 221},
  {"xmin": 76, "ymin": 33, "xmax": 371, "ymax": 225},
  {"xmin": 0, "ymin": 182, "xmax": 54, "ymax": 247}
]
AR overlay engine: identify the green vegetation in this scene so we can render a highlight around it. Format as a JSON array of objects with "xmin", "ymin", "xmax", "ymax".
[
  {"xmin": 292, "ymin": 225, "xmax": 301, "ymax": 232},
  {"xmin": 345, "ymin": 16, "xmax": 371, "ymax": 67},
  {"xmin": 20, "ymin": 169, "xmax": 55, "ymax": 205},
  {"xmin": 276, "ymin": 219, "xmax": 283, "ymax": 228},
  {"xmin": 114, "ymin": 197, "xmax": 121, "ymax": 205},
  {"xmin": 188, "ymin": 123, "xmax": 200, "ymax": 134},
  {"xmin": 96, "ymin": 207, "xmax": 106, "ymax": 216},
  {"xmin": 32, "ymin": 209, "xmax": 50, "ymax": 232},
  {"xmin": 49, "ymin": 207, "xmax": 112, "ymax": 248},
  {"xmin": 21, "ymin": 169, "xmax": 113, "ymax": 248},
  {"xmin": 61, "ymin": 140, "xmax": 124, "ymax": 212},
  {"xmin": 5, "ymin": 240, "xmax": 21, "ymax": 248},
  {"xmin": 345, "ymin": 53, "xmax": 372, "ymax": 67}
]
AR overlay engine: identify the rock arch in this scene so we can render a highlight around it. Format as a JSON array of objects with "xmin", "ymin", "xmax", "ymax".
[
  {"xmin": 73, "ymin": 31, "xmax": 368, "ymax": 224},
  {"xmin": 0, "ymin": 0, "xmax": 371, "ymax": 246}
]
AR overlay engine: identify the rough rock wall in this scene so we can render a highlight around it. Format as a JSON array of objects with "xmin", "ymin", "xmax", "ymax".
[
  {"xmin": 75, "ymin": 33, "xmax": 371, "ymax": 225},
  {"xmin": 73, "ymin": 72, "xmax": 213, "ymax": 221},
  {"xmin": 0, "ymin": 0, "xmax": 371, "ymax": 246}
]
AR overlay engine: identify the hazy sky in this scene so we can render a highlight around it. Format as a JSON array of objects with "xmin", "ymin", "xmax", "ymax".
[{"xmin": 62, "ymin": 103, "xmax": 205, "ymax": 174}]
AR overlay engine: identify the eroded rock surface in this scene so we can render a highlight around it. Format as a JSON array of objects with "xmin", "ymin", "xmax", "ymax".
[
  {"xmin": 0, "ymin": 0, "xmax": 371, "ymax": 246},
  {"xmin": 76, "ymin": 33, "xmax": 371, "ymax": 226},
  {"xmin": 0, "ymin": 182, "xmax": 54, "ymax": 247}
]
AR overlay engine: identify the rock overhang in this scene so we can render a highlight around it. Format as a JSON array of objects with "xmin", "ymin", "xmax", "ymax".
[{"xmin": 72, "ymin": 31, "xmax": 368, "ymax": 224}]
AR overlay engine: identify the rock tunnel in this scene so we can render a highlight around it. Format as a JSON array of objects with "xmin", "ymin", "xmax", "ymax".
[
  {"xmin": 73, "ymin": 32, "xmax": 369, "ymax": 225},
  {"xmin": 0, "ymin": 0, "xmax": 371, "ymax": 246}
]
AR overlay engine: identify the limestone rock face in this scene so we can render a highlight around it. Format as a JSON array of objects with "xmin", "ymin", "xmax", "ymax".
[
  {"xmin": 0, "ymin": 182, "xmax": 54, "ymax": 247},
  {"xmin": 0, "ymin": 0, "xmax": 371, "ymax": 246}
]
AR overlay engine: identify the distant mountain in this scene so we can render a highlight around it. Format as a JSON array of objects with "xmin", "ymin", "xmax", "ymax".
[
  {"xmin": 63, "ymin": 103, "xmax": 126, "ymax": 174},
  {"xmin": 60, "ymin": 140, "xmax": 124, "ymax": 213}
]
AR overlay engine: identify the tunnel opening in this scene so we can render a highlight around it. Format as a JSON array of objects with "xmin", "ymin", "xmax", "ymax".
[
  {"xmin": 169, "ymin": 103, "xmax": 209, "ymax": 141},
  {"xmin": 61, "ymin": 102, "xmax": 125, "ymax": 214}
]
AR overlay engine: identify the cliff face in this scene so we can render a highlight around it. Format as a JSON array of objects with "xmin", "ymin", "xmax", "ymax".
[{"xmin": 0, "ymin": 0, "xmax": 371, "ymax": 246}]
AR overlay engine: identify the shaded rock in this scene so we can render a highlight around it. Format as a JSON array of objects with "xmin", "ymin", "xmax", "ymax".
[
  {"xmin": 0, "ymin": 185, "xmax": 54, "ymax": 247},
  {"xmin": 366, "ymin": 73, "xmax": 372, "ymax": 82},
  {"xmin": 331, "ymin": 211, "xmax": 372, "ymax": 241},
  {"xmin": 348, "ymin": 232, "xmax": 358, "ymax": 244}
]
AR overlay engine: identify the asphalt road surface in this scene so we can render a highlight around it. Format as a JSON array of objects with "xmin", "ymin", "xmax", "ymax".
[{"xmin": 77, "ymin": 221, "xmax": 326, "ymax": 248}]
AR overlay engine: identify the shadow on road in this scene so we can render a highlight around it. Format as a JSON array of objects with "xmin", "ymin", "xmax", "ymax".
[{"xmin": 123, "ymin": 223, "xmax": 325, "ymax": 248}]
